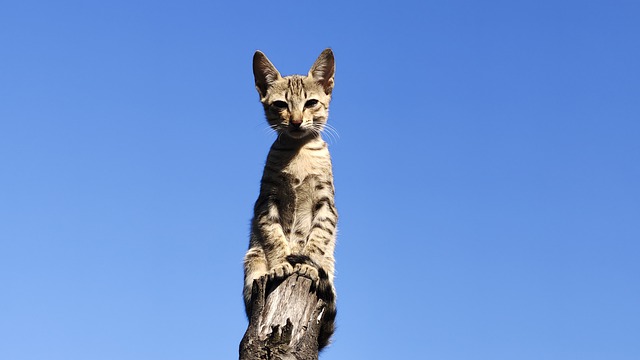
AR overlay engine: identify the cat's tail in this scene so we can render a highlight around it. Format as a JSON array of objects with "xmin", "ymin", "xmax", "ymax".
[{"xmin": 286, "ymin": 254, "xmax": 336, "ymax": 351}]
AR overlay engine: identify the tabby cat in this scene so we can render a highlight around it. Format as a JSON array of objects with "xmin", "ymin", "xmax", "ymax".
[{"xmin": 243, "ymin": 49, "xmax": 338, "ymax": 350}]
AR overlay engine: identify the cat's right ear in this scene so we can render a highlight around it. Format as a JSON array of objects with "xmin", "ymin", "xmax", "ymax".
[
  {"xmin": 309, "ymin": 48, "xmax": 335, "ymax": 95},
  {"xmin": 253, "ymin": 51, "xmax": 281, "ymax": 99}
]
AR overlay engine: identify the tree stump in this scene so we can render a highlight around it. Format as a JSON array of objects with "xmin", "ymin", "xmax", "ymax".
[{"xmin": 239, "ymin": 274, "xmax": 328, "ymax": 360}]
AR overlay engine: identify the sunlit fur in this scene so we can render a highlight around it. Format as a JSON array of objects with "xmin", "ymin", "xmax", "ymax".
[{"xmin": 244, "ymin": 49, "xmax": 338, "ymax": 350}]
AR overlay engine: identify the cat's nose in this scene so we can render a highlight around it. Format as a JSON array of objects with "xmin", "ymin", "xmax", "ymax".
[{"xmin": 291, "ymin": 119, "xmax": 302, "ymax": 128}]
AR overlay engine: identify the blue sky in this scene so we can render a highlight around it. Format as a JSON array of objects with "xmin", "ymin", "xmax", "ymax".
[{"xmin": 1, "ymin": 1, "xmax": 639, "ymax": 359}]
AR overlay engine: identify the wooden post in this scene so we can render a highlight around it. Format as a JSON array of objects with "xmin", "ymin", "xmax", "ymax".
[{"xmin": 239, "ymin": 274, "xmax": 328, "ymax": 360}]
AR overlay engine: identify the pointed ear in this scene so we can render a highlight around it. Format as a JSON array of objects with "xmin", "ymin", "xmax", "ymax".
[
  {"xmin": 253, "ymin": 51, "xmax": 282, "ymax": 98},
  {"xmin": 308, "ymin": 48, "xmax": 335, "ymax": 95}
]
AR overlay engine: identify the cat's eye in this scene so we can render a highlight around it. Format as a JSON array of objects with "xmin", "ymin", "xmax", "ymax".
[
  {"xmin": 271, "ymin": 101, "xmax": 288, "ymax": 109},
  {"xmin": 304, "ymin": 99, "xmax": 319, "ymax": 108}
]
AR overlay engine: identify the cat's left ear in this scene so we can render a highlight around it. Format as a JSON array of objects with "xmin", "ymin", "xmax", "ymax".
[
  {"xmin": 309, "ymin": 48, "xmax": 335, "ymax": 95},
  {"xmin": 253, "ymin": 50, "xmax": 282, "ymax": 99}
]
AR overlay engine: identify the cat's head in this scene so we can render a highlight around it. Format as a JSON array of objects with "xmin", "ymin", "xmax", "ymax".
[{"xmin": 253, "ymin": 49, "xmax": 335, "ymax": 141}]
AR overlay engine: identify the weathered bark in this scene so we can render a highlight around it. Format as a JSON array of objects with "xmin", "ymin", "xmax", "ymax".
[{"xmin": 239, "ymin": 274, "xmax": 327, "ymax": 360}]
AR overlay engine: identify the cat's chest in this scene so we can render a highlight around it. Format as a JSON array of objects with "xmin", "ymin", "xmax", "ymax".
[{"xmin": 282, "ymin": 146, "xmax": 330, "ymax": 185}]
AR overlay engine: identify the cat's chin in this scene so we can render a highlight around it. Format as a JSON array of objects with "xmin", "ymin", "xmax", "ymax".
[{"xmin": 284, "ymin": 129, "xmax": 311, "ymax": 139}]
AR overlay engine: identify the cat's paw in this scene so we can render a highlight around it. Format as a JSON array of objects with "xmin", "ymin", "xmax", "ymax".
[
  {"xmin": 294, "ymin": 263, "xmax": 319, "ymax": 282},
  {"xmin": 268, "ymin": 262, "xmax": 294, "ymax": 280}
]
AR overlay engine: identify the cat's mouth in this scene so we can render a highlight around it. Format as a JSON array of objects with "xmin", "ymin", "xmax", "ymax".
[
  {"xmin": 283, "ymin": 126, "xmax": 310, "ymax": 139},
  {"xmin": 287, "ymin": 128, "xmax": 307, "ymax": 137}
]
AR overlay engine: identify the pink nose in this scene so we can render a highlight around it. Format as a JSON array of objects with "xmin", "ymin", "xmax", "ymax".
[{"xmin": 291, "ymin": 118, "xmax": 302, "ymax": 125}]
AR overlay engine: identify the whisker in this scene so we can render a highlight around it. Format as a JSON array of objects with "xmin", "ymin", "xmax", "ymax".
[
  {"xmin": 324, "ymin": 123, "xmax": 340, "ymax": 138},
  {"xmin": 261, "ymin": 124, "xmax": 278, "ymax": 137},
  {"xmin": 318, "ymin": 123, "xmax": 339, "ymax": 144}
]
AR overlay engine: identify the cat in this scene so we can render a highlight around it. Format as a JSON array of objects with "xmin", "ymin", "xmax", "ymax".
[{"xmin": 243, "ymin": 48, "xmax": 338, "ymax": 350}]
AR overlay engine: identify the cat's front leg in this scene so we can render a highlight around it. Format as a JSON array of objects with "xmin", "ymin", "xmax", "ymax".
[
  {"xmin": 303, "ymin": 194, "xmax": 338, "ymax": 281},
  {"xmin": 255, "ymin": 202, "xmax": 293, "ymax": 279}
]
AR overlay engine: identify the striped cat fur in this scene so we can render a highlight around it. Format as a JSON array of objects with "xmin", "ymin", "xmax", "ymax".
[{"xmin": 244, "ymin": 49, "xmax": 338, "ymax": 350}]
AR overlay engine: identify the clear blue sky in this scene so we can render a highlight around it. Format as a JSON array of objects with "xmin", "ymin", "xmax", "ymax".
[{"xmin": 1, "ymin": 1, "xmax": 639, "ymax": 359}]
